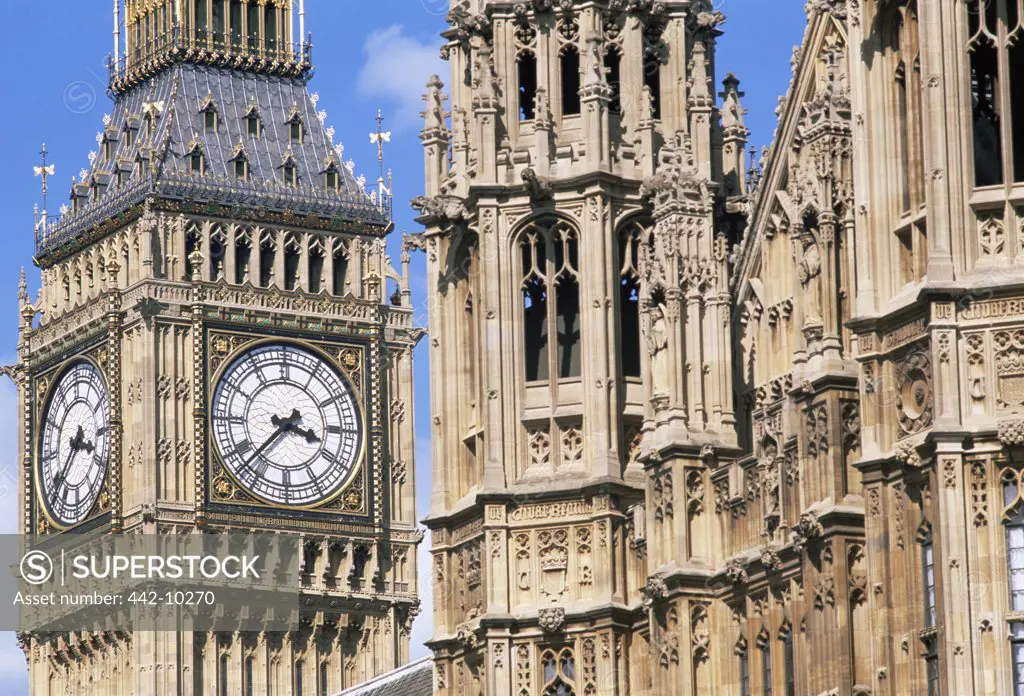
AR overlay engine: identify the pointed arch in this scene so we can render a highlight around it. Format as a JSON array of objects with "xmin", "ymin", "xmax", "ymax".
[
  {"xmin": 516, "ymin": 218, "xmax": 582, "ymax": 382},
  {"xmin": 517, "ymin": 49, "xmax": 538, "ymax": 121},
  {"xmin": 616, "ymin": 216, "xmax": 650, "ymax": 379}
]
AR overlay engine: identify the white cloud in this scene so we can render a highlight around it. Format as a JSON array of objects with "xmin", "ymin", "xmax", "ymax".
[{"xmin": 356, "ymin": 25, "xmax": 445, "ymax": 132}]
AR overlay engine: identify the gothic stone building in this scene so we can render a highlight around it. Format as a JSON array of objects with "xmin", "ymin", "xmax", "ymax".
[
  {"xmin": 417, "ymin": 0, "xmax": 1024, "ymax": 695},
  {"xmin": 13, "ymin": 1, "xmax": 421, "ymax": 694}
]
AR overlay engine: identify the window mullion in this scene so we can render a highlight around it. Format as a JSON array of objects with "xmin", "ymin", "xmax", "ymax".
[
  {"xmin": 548, "ymin": 234, "xmax": 558, "ymax": 391},
  {"xmin": 1000, "ymin": 0, "xmax": 1016, "ymax": 188}
]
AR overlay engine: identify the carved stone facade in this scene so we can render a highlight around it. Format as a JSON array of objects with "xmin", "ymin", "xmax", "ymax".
[
  {"xmin": 15, "ymin": 2, "xmax": 420, "ymax": 694},
  {"xmin": 422, "ymin": 1, "xmax": 1024, "ymax": 695}
]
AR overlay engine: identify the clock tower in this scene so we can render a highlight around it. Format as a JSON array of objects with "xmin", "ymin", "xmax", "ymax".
[{"xmin": 14, "ymin": 2, "xmax": 421, "ymax": 694}]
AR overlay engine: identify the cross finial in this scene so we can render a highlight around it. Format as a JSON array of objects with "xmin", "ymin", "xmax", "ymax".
[
  {"xmin": 369, "ymin": 110, "xmax": 393, "ymax": 217},
  {"xmin": 369, "ymin": 109, "xmax": 391, "ymax": 181},
  {"xmin": 33, "ymin": 144, "xmax": 55, "ymax": 232}
]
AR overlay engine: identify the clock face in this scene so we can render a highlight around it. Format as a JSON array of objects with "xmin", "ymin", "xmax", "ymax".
[
  {"xmin": 211, "ymin": 343, "xmax": 362, "ymax": 506},
  {"xmin": 39, "ymin": 361, "xmax": 110, "ymax": 527}
]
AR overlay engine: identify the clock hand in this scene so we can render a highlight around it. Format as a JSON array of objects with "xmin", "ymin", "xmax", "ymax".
[
  {"xmin": 270, "ymin": 409, "xmax": 302, "ymax": 431},
  {"xmin": 291, "ymin": 425, "xmax": 321, "ymax": 444},
  {"xmin": 52, "ymin": 426, "xmax": 85, "ymax": 500},
  {"xmin": 273, "ymin": 408, "xmax": 319, "ymax": 444},
  {"xmin": 239, "ymin": 411, "xmax": 298, "ymax": 471}
]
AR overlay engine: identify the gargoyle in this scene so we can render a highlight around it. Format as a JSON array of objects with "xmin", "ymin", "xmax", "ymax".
[
  {"xmin": 410, "ymin": 194, "xmax": 467, "ymax": 226},
  {"xmin": 521, "ymin": 167, "xmax": 553, "ymax": 202}
]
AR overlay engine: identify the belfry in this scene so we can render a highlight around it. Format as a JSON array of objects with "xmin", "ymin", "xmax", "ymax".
[{"xmin": 14, "ymin": 1, "xmax": 421, "ymax": 693}]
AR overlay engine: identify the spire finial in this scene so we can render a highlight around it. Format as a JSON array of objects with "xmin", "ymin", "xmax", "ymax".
[
  {"xmin": 370, "ymin": 109, "xmax": 393, "ymax": 217},
  {"xmin": 370, "ymin": 109, "xmax": 391, "ymax": 180},
  {"xmin": 18, "ymin": 268, "xmax": 28, "ymax": 307},
  {"xmin": 33, "ymin": 144, "xmax": 55, "ymax": 236}
]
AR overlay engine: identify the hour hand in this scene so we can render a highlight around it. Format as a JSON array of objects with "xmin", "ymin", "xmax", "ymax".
[
  {"xmin": 68, "ymin": 425, "xmax": 86, "ymax": 452},
  {"xmin": 271, "ymin": 409, "xmax": 302, "ymax": 430},
  {"xmin": 292, "ymin": 425, "xmax": 321, "ymax": 444}
]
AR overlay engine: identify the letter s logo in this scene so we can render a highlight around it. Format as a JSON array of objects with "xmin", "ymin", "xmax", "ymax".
[{"xmin": 21, "ymin": 551, "xmax": 53, "ymax": 586}]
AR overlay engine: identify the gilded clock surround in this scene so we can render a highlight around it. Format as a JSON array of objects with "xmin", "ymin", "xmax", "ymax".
[
  {"xmin": 205, "ymin": 331, "xmax": 371, "ymax": 515},
  {"xmin": 32, "ymin": 349, "xmax": 114, "ymax": 534}
]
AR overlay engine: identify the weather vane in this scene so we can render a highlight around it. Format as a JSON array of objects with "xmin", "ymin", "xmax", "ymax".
[{"xmin": 33, "ymin": 143, "xmax": 55, "ymax": 234}]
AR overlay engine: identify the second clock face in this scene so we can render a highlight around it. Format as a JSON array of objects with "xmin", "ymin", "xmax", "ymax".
[
  {"xmin": 211, "ymin": 343, "xmax": 362, "ymax": 506},
  {"xmin": 39, "ymin": 361, "xmax": 110, "ymax": 527}
]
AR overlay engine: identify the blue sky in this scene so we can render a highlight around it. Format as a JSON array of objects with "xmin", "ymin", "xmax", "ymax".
[{"xmin": 0, "ymin": 1, "xmax": 805, "ymax": 691}]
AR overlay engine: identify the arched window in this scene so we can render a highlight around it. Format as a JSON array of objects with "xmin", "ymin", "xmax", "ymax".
[
  {"xmin": 230, "ymin": 1, "xmax": 244, "ymax": 48},
  {"xmin": 737, "ymin": 639, "xmax": 750, "ymax": 696},
  {"xmin": 195, "ymin": 0, "xmax": 209, "ymax": 43},
  {"xmin": 605, "ymin": 47, "xmax": 623, "ymax": 115},
  {"xmin": 889, "ymin": 2, "xmax": 924, "ymax": 212},
  {"xmin": 1003, "ymin": 469, "xmax": 1024, "ymax": 695},
  {"xmin": 265, "ymin": 5, "xmax": 278, "ymax": 52},
  {"xmin": 246, "ymin": 109, "xmax": 262, "ymax": 139},
  {"xmin": 184, "ymin": 226, "xmax": 201, "ymax": 280},
  {"xmin": 295, "ymin": 660, "xmax": 304, "ymax": 696},
  {"xmin": 189, "ymin": 149, "xmax": 205, "ymax": 175},
  {"xmin": 244, "ymin": 657, "xmax": 254, "ymax": 696},
  {"xmin": 308, "ymin": 243, "xmax": 325, "ymax": 294},
  {"xmin": 965, "ymin": 0, "xmax": 1024, "ymax": 185},
  {"xmin": 518, "ymin": 51, "xmax": 538, "ymax": 121},
  {"xmin": 233, "ymin": 152, "xmax": 248, "ymax": 181},
  {"xmin": 332, "ymin": 241, "xmax": 349, "ymax": 295},
  {"xmin": 235, "ymin": 232, "xmax": 251, "ymax": 284},
  {"xmin": 519, "ymin": 220, "xmax": 581, "ymax": 382},
  {"xmin": 919, "ymin": 523, "xmax": 936, "ymax": 627},
  {"xmin": 643, "ymin": 25, "xmax": 663, "ymax": 120},
  {"xmin": 883, "ymin": 3, "xmax": 927, "ymax": 286},
  {"xmin": 561, "ymin": 45, "xmax": 581, "ymax": 116},
  {"xmin": 350, "ymin": 545, "xmax": 369, "ymax": 586},
  {"xmin": 761, "ymin": 642, "xmax": 773, "ymax": 696},
  {"xmin": 319, "ymin": 663, "xmax": 328, "ymax": 696},
  {"xmin": 783, "ymin": 630, "xmax": 795, "ymax": 696},
  {"xmin": 211, "ymin": 0, "xmax": 225, "ymax": 47},
  {"xmin": 210, "ymin": 226, "xmax": 226, "ymax": 281},
  {"xmin": 247, "ymin": 3, "xmax": 260, "ymax": 50},
  {"xmin": 283, "ymin": 236, "xmax": 300, "ymax": 290},
  {"xmin": 218, "ymin": 654, "xmax": 228, "ymax": 696},
  {"xmin": 617, "ymin": 222, "xmax": 645, "ymax": 378},
  {"xmin": 541, "ymin": 648, "xmax": 577, "ymax": 696},
  {"xmin": 204, "ymin": 107, "xmax": 218, "ymax": 133},
  {"xmin": 918, "ymin": 521, "xmax": 939, "ymax": 693},
  {"xmin": 259, "ymin": 233, "xmax": 276, "ymax": 287}
]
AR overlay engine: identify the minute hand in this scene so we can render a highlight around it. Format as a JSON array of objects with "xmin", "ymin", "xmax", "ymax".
[
  {"xmin": 240, "ymin": 425, "xmax": 288, "ymax": 471},
  {"xmin": 52, "ymin": 426, "xmax": 85, "ymax": 500}
]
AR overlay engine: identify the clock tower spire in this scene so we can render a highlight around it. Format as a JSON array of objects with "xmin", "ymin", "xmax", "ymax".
[{"xmin": 17, "ymin": 3, "xmax": 421, "ymax": 695}]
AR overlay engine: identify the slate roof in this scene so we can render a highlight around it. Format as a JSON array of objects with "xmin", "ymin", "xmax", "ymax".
[
  {"xmin": 335, "ymin": 657, "xmax": 433, "ymax": 696},
  {"xmin": 37, "ymin": 63, "xmax": 387, "ymax": 262}
]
